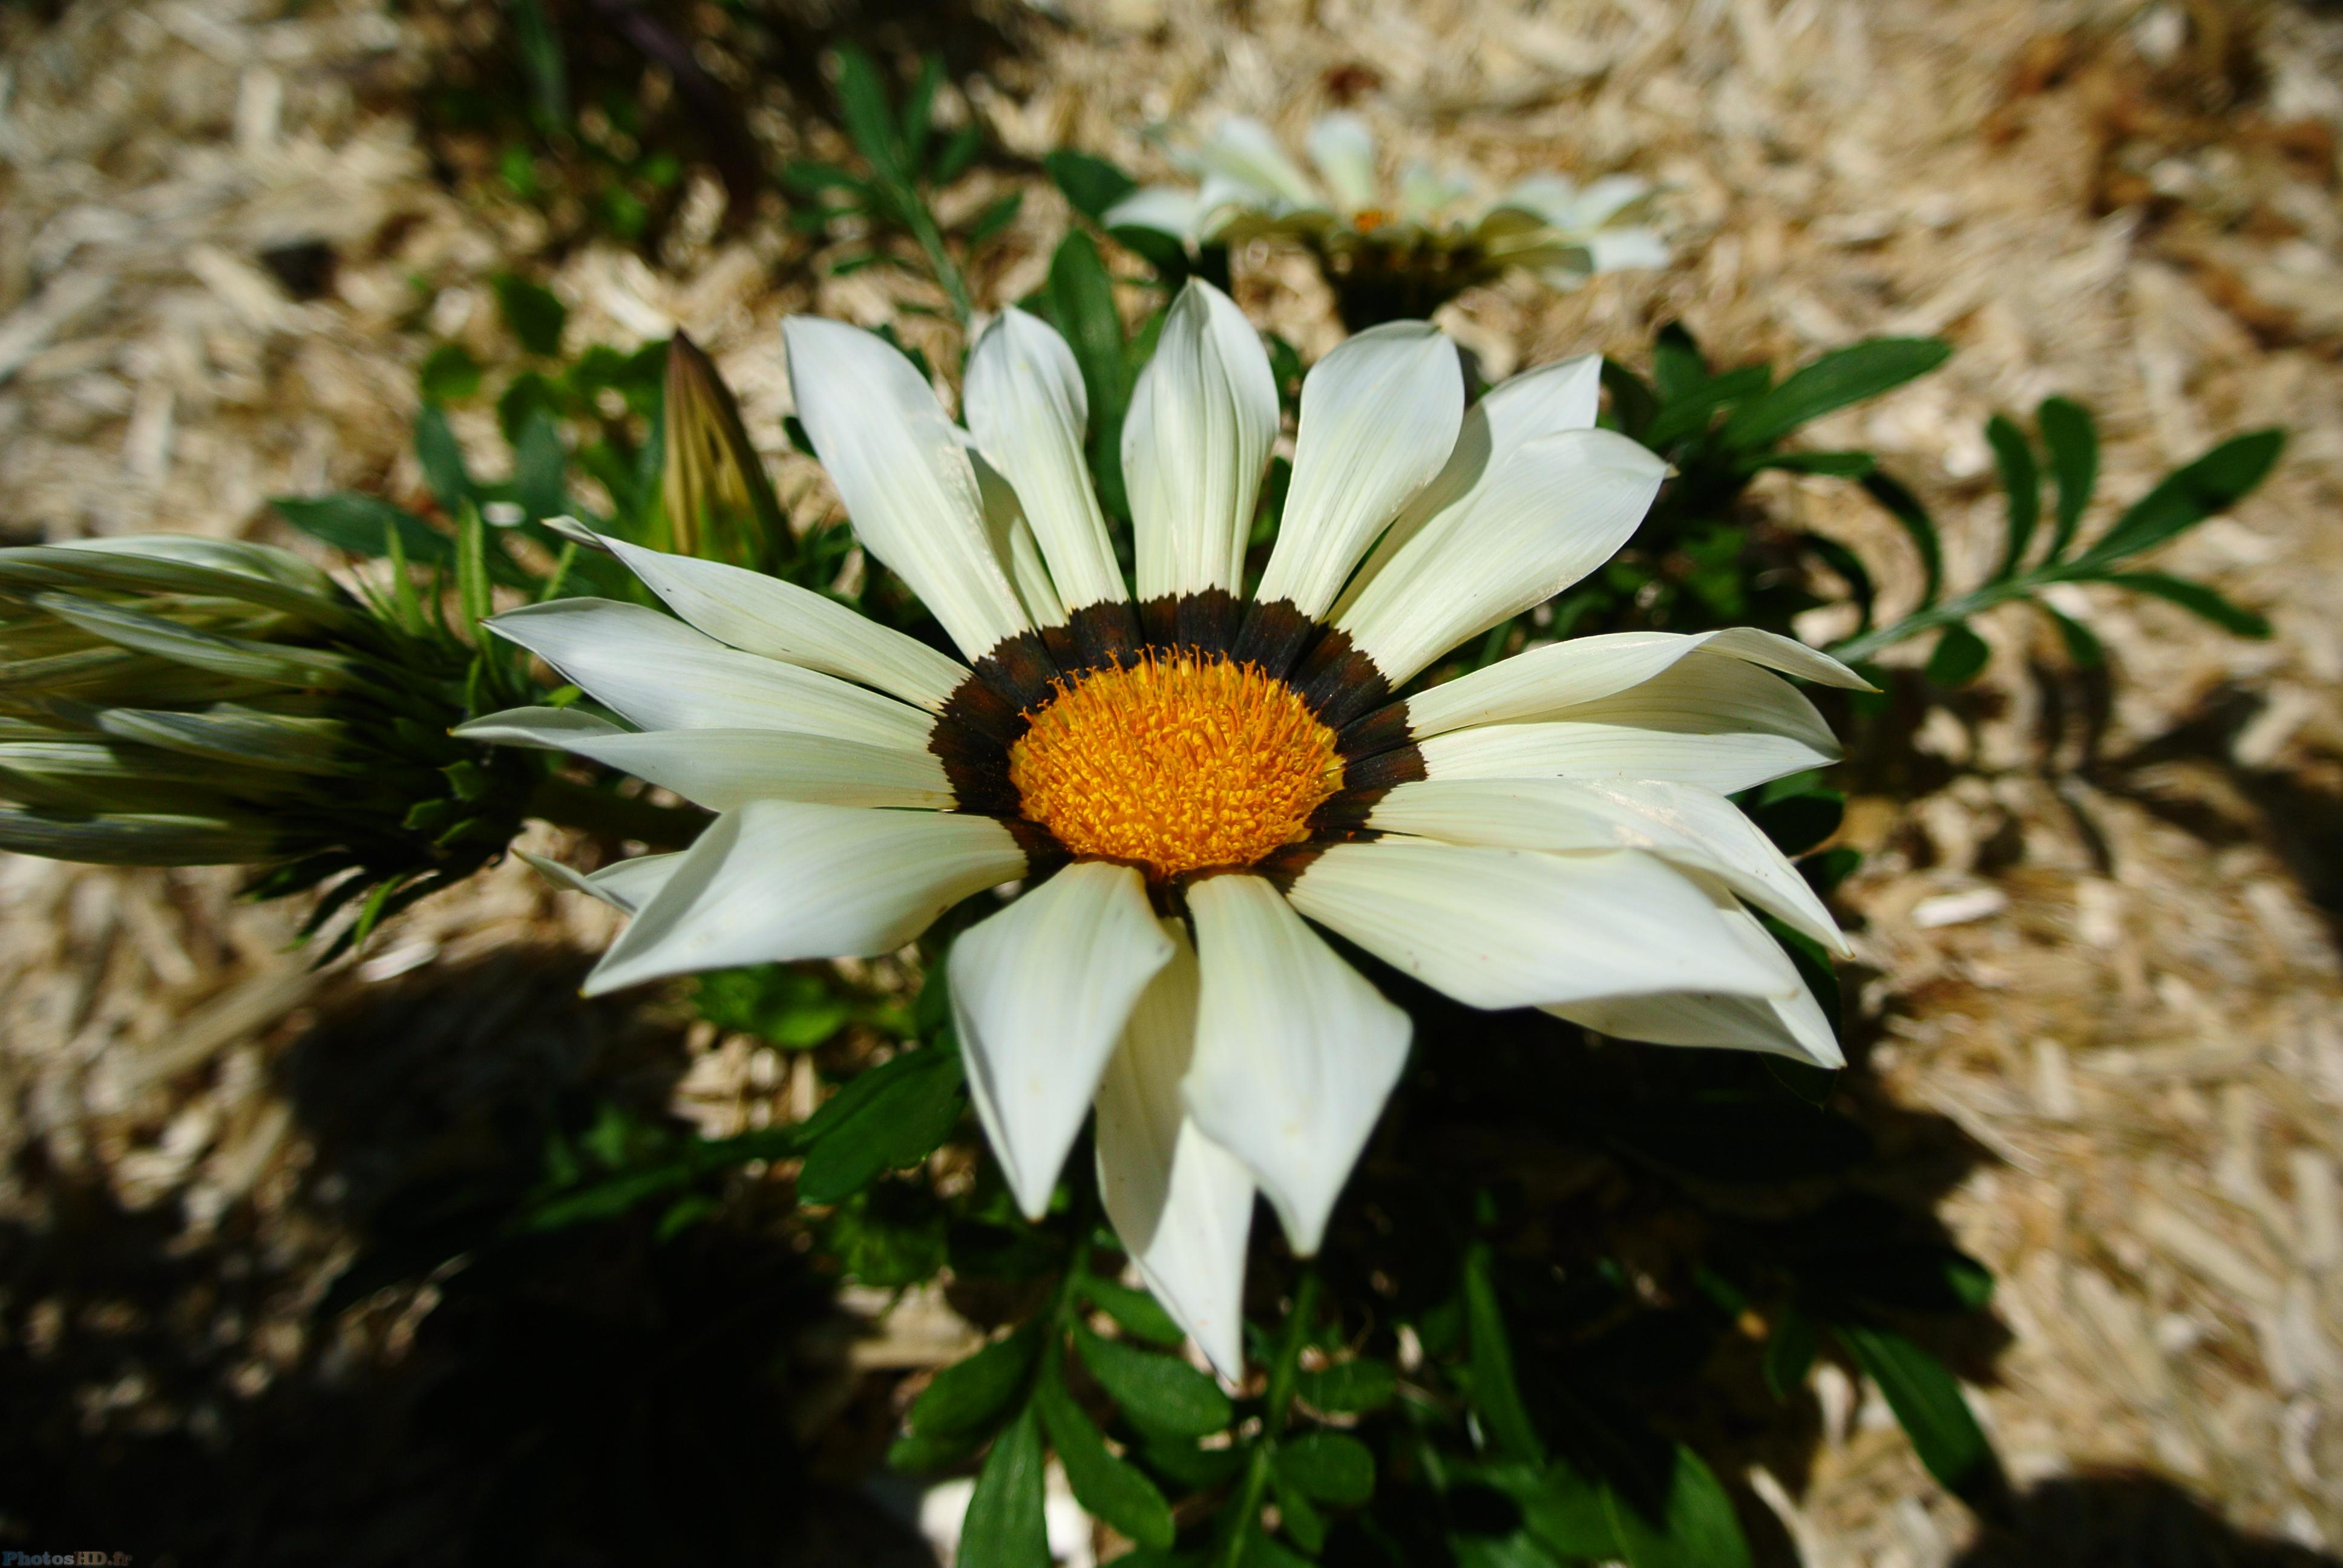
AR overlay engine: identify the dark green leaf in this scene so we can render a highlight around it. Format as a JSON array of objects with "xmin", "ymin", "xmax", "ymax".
[
  {"xmin": 965, "ymin": 191, "xmax": 1023, "ymax": 247},
  {"xmin": 508, "ymin": 0, "xmax": 568, "ymax": 132},
  {"xmin": 1277, "ymin": 1431, "xmax": 1375, "ymax": 1506},
  {"xmin": 1270, "ymin": 1470, "xmax": 1328, "ymax": 1553},
  {"xmin": 931, "ymin": 123, "xmax": 984, "ymax": 186},
  {"xmin": 2079, "ymin": 428, "xmax": 2282, "ymax": 565},
  {"xmin": 1294, "ymin": 1357, "xmax": 1398, "ymax": 1414},
  {"xmin": 2037, "ymin": 395, "xmax": 2097, "ymax": 561},
  {"xmin": 958, "ymin": 1406, "xmax": 1050, "ymax": 1568},
  {"xmin": 1721, "ymin": 338, "xmax": 1951, "ymax": 451},
  {"xmin": 492, "ymin": 273, "xmax": 568, "ymax": 358},
  {"xmin": 1599, "ymin": 359, "xmax": 1657, "ymax": 442},
  {"xmin": 1651, "ymin": 323, "xmax": 1708, "ymax": 402},
  {"xmin": 781, "ymin": 160, "xmax": 872, "ymax": 197},
  {"xmin": 1454, "ymin": 1459, "xmax": 1617, "ymax": 1563},
  {"xmin": 1861, "ymin": 471, "xmax": 1943, "ymax": 606},
  {"xmin": 1081, "ymin": 1275, "xmax": 1185, "ymax": 1347},
  {"xmin": 1036, "ymin": 229, "xmax": 1133, "ymax": 518},
  {"xmin": 1765, "ymin": 1057, "xmax": 1838, "ymax": 1106},
  {"xmin": 796, "ymin": 1045, "xmax": 966, "ymax": 1204},
  {"xmin": 694, "ymin": 964, "xmax": 852, "ymax": 1047},
  {"xmin": 272, "ymin": 494, "xmax": 453, "ymax": 567},
  {"xmin": 1137, "ymin": 1436, "xmax": 1247, "ymax": 1491},
  {"xmin": 1462, "ymin": 1243, "xmax": 1543, "ymax": 1465},
  {"xmin": 1645, "ymin": 365, "xmax": 1770, "ymax": 451},
  {"xmin": 1748, "ymin": 789, "xmax": 1843, "ymax": 857},
  {"xmin": 1743, "ymin": 449, "xmax": 1876, "ymax": 478},
  {"xmin": 1986, "ymin": 414, "xmax": 2040, "ymax": 578},
  {"xmin": 1241, "ymin": 1527, "xmax": 1315, "ymax": 1568},
  {"xmin": 1602, "ymin": 1444, "xmax": 1752, "ymax": 1568},
  {"xmin": 513, "ymin": 410, "xmax": 568, "ymax": 523},
  {"xmin": 1924, "ymin": 622, "xmax": 1990, "ymax": 687},
  {"xmin": 909, "ymin": 1321, "xmax": 1044, "ymax": 1439},
  {"xmin": 900, "ymin": 55, "xmax": 943, "ymax": 169},
  {"xmin": 1763, "ymin": 1307, "xmax": 1818, "ymax": 1400},
  {"xmin": 1833, "ymin": 1324, "xmax": 1996, "ymax": 1498},
  {"xmin": 831, "ymin": 47, "xmax": 906, "ymax": 183},
  {"xmin": 2090, "ymin": 571, "xmax": 2270, "ymax": 637},
  {"xmin": 2043, "ymin": 603, "xmax": 2103, "ymax": 667},
  {"xmin": 1046, "ymin": 149, "xmax": 1138, "ymax": 223},
  {"xmin": 413, "ymin": 405, "xmax": 473, "ymax": 518},
  {"xmin": 825, "ymin": 1181, "xmax": 948, "ymax": 1288},
  {"xmin": 1036, "ymin": 1377, "xmax": 1176, "ymax": 1548},
  {"xmin": 420, "ymin": 342, "xmax": 482, "ymax": 403},
  {"xmin": 1072, "ymin": 1323, "xmax": 1233, "ymax": 1439}
]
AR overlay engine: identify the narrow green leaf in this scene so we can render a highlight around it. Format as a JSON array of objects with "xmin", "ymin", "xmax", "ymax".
[
  {"xmin": 831, "ymin": 47, "xmax": 906, "ymax": 183},
  {"xmin": 958, "ymin": 1405, "xmax": 1050, "ymax": 1568},
  {"xmin": 1742, "ymin": 449, "xmax": 1876, "ymax": 478},
  {"xmin": 1833, "ymin": 1324, "xmax": 1996, "ymax": 1498},
  {"xmin": 1072, "ymin": 1322, "xmax": 1233, "ymax": 1439},
  {"xmin": 1241, "ymin": 1526, "xmax": 1315, "ymax": 1568},
  {"xmin": 31, "ymin": 594, "xmax": 368, "ymax": 693},
  {"xmin": 909, "ymin": 1321, "xmax": 1044, "ymax": 1439},
  {"xmin": 2091, "ymin": 570, "xmax": 2271, "ymax": 637},
  {"xmin": 1294, "ymin": 1357, "xmax": 1398, "ymax": 1414},
  {"xmin": 1276, "ymin": 1431, "xmax": 1375, "ymax": 1506},
  {"xmin": 796, "ymin": 1045, "xmax": 966, "ymax": 1204},
  {"xmin": 1650, "ymin": 323, "xmax": 1708, "ymax": 402},
  {"xmin": 413, "ymin": 404, "xmax": 474, "ymax": 517},
  {"xmin": 965, "ymin": 191, "xmax": 1023, "ymax": 247},
  {"xmin": 1762, "ymin": 1308, "xmax": 1818, "ymax": 1400},
  {"xmin": 900, "ymin": 54, "xmax": 943, "ymax": 170},
  {"xmin": 2043, "ymin": 602, "xmax": 2103, "ymax": 667},
  {"xmin": 1924, "ymin": 622, "xmax": 1990, "ymax": 687},
  {"xmin": 1599, "ymin": 358, "xmax": 1658, "ymax": 442},
  {"xmin": 1602, "ymin": 1444, "xmax": 1753, "ymax": 1568},
  {"xmin": 1747, "ymin": 789, "xmax": 1843, "ymax": 857},
  {"xmin": 454, "ymin": 504, "xmax": 492, "ymax": 632},
  {"xmin": 1722, "ymin": 338, "xmax": 1951, "ymax": 451},
  {"xmin": 1459, "ymin": 1458, "xmax": 1617, "ymax": 1563},
  {"xmin": 420, "ymin": 342, "xmax": 482, "ymax": 403},
  {"xmin": 0, "ymin": 808, "xmax": 282, "ymax": 866},
  {"xmin": 1038, "ymin": 229, "xmax": 1133, "ymax": 518},
  {"xmin": 492, "ymin": 273, "xmax": 569, "ymax": 358},
  {"xmin": 1045, "ymin": 149, "xmax": 1138, "ymax": 223},
  {"xmin": 1644, "ymin": 364, "xmax": 1770, "ymax": 451},
  {"xmin": 1861, "ymin": 471, "xmax": 1943, "ymax": 607},
  {"xmin": 1463, "ymin": 1243, "xmax": 1543, "ymax": 1465},
  {"xmin": 513, "ymin": 410, "xmax": 569, "ymax": 524},
  {"xmin": 1985, "ymin": 414, "xmax": 2039, "ymax": 578},
  {"xmin": 931, "ymin": 122, "xmax": 984, "ymax": 186},
  {"xmin": 1035, "ymin": 1376, "xmax": 1176, "ymax": 1548},
  {"xmin": 1270, "ymin": 1470, "xmax": 1328, "ymax": 1553},
  {"xmin": 2079, "ymin": 428, "xmax": 2283, "ymax": 565},
  {"xmin": 2037, "ymin": 395, "xmax": 2097, "ymax": 561},
  {"xmin": 1081, "ymin": 1275, "xmax": 1185, "ymax": 1347}
]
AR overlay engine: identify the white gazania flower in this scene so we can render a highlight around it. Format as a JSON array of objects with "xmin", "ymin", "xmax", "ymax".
[
  {"xmin": 1104, "ymin": 113, "xmax": 1669, "ymax": 296},
  {"xmin": 462, "ymin": 281, "xmax": 1864, "ymax": 1378}
]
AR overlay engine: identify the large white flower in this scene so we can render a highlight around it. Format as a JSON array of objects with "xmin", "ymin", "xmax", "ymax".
[
  {"xmin": 464, "ymin": 282, "xmax": 1863, "ymax": 1377},
  {"xmin": 1104, "ymin": 113, "xmax": 1670, "ymax": 293}
]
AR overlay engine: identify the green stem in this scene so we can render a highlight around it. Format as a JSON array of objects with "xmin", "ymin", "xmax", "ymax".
[
  {"xmin": 1213, "ymin": 1267, "xmax": 1322, "ymax": 1567},
  {"xmin": 899, "ymin": 191, "xmax": 973, "ymax": 331},
  {"xmin": 526, "ymin": 775, "xmax": 706, "ymax": 849},
  {"xmin": 1829, "ymin": 575, "xmax": 2045, "ymax": 665}
]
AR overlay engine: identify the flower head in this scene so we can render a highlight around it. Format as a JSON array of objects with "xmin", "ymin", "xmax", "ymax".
[
  {"xmin": 474, "ymin": 283, "xmax": 1866, "ymax": 1376},
  {"xmin": 1106, "ymin": 114, "xmax": 1670, "ymax": 325}
]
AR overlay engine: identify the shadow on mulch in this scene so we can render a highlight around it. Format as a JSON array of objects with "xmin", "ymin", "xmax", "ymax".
[
  {"xmin": 0, "ymin": 947, "xmax": 926, "ymax": 1568},
  {"xmin": 1956, "ymin": 1472, "xmax": 2341, "ymax": 1568}
]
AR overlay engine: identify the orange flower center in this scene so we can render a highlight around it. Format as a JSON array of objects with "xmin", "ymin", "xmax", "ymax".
[{"xmin": 1008, "ymin": 652, "xmax": 1341, "ymax": 881}]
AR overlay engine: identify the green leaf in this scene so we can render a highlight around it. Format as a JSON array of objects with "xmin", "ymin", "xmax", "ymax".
[
  {"xmin": 900, "ymin": 54, "xmax": 943, "ymax": 170},
  {"xmin": 492, "ymin": 273, "xmax": 569, "ymax": 358},
  {"xmin": 2037, "ymin": 395, "xmax": 2097, "ymax": 561},
  {"xmin": 1651, "ymin": 323, "xmax": 1708, "ymax": 402},
  {"xmin": 1599, "ymin": 358, "xmax": 1657, "ymax": 442},
  {"xmin": 1764, "ymin": 1056, "xmax": 1838, "ymax": 1106},
  {"xmin": 1276, "ymin": 1431, "xmax": 1375, "ymax": 1506},
  {"xmin": 1035, "ymin": 229, "xmax": 1133, "ymax": 518},
  {"xmin": 1462, "ymin": 1243, "xmax": 1543, "ymax": 1465},
  {"xmin": 909, "ymin": 1321, "xmax": 1044, "ymax": 1440},
  {"xmin": 1046, "ymin": 149, "xmax": 1138, "ymax": 223},
  {"xmin": 2043, "ymin": 602, "xmax": 2103, "ymax": 667},
  {"xmin": 796, "ymin": 1044, "xmax": 966, "ymax": 1205},
  {"xmin": 1081, "ymin": 1275, "xmax": 1185, "ymax": 1347},
  {"xmin": 1601, "ymin": 1444, "xmax": 1752, "ymax": 1568},
  {"xmin": 1762, "ymin": 1307, "xmax": 1818, "ymax": 1400},
  {"xmin": 1645, "ymin": 364, "xmax": 1770, "ymax": 451},
  {"xmin": 1985, "ymin": 414, "xmax": 2039, "ymax": 577},
  {"xmin": 2079, "ymin": 427, "xmax": 2283, "ymax": 566},
  {"xmin": 420, "ymin": 342, "xmax": 482, "ymax": 403},
  {"xmin": 1294, "ymin": 1356, "xmax": 1398, "ymax": 1414},
  {"xmin": 1469, "ymin": 1458, "xmax": 1618, "ymax": 1562},
  {"xmin": 413, "ymin": 404, "xmax": 474, "ymax": 518},
  {"xmin": 1861, "ymin": 471, "xmax": 1943, "ymax": 607},
  {"xmin": 513, "ymin": 409, "xmax": 569, "ymax": 523},
  {"xmin": 824, "ymin": 1181, "xmax": 947, "ymax": 1287},
  {"xmin": 1832, "ymin": 1324, "xmax": 1996, "ymax": 1498},
  {"xmin": 2091, "ymin": 570, "xmax": 2271, "ymax": 637},
  {"xmin": 1743, "ymin": 449, "xmax": 1876, "ymax": 478},
  {"xmin": 694, "ymin": 964, "xmax": 851, "ymax": 1047},
  {"xmin": 1721, "ymin": 338, "xmax": 1951, "ymax": 452},
  {"xmin": 831, "ymin": 47, "xmax": 906, "ymax": 183},
  {"xmin": 1137, "ymin": 1436, "xmax": 1247, "ymax": 1491},
  {"xmin": 965, "ymin": 191, "xmax": 1023, "ymax": 247},
  {"xmin": 1072, "ymin": 1323, "xmax": 1233, "ymax": 1439},
  {"xmin": 1270, "ymin": 1470, "xmax": 1328, "ymax": 1553},
  {"xmin": 1035, "ymin": 1376, "xmax": 1176, "ymax": 1549},
  {"xmin": 931, "ymin": 123, "xmax": 983, "ymax": 187},
  {"xmin": 1747, "ymin": 789, "xmax": 1843, "ymax": 857},
  {"xmin": 958, "ymin": 1405, "xmax": 1050, "ymax": 1568},
  {"xmin": 507, "ymin": 0, "xmax": 568, "ymax": 133},
  {"xmin": 273, "ymin": 494, "xmax": 449, "ymax": 565},
  {"xmin": 1924, "ymin": 622, "xmax": 1990, "ymax": 687},
  {"xmin": 1241, "ymin": 1527, "xmax": 1315, "ymax": 1568}
]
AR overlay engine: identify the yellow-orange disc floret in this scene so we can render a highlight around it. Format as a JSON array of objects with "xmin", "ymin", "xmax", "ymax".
[{"xmin": 1009, "ymin": 652, "xmax": 1342, "ymax": 880}]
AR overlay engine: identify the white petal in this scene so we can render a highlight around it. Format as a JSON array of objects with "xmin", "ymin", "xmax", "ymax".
[
  {"xmin": 516, "ymin": 848, "xmax": 683, "ymax": 915},
  {"xmin": 1283, "ymin": 842, "xmax": 1792, "ymax": 1010},
  {"xmin": 1328, "ymin": 353, "xmax": 1605, "ymax": 624},
  {"xmin": 1493, "ymin": 174, "xmax": 1580, "ymax": 227},
  {"xmin": 971, "ymin": 449, "xmax": 1070, "ymax": 627},
  {"xmin": 1123, "ymin": 279, "xmax": 1280, "ymax": 601},
  {"xmin": 1547, "ymin": 984, "xmax": 1841, "ymax": 1068},
  {"xmin": 1182, "ymin": 875, "xmax": 1409, "ymax": 1256},
  {"xmin": 1403, "ymin": 627, "xmax": 1871, "ymax": 739},
  {"xmin": 1587, "ymin": 227, "xmax": 1670, "ymax": 273},
  {"xmin": 966, "ymin": 309, "xmax": 1126, "ymax": 611},
  {"xmin": 782, "ymin": 316, "xmax": 1030, "ymax": 661},
  {"xmin": 1253, "ymin": 322, "xmax": 1463, "ymax": 619},
  {"xmin": 1565, "ymin": 174, "xmax": 1654, "ymax": 229},
  {"xmin": 582, "ymin": 802, "xmax": 1024, "ymax": 995},
  {"xmin": 1305, "ymin": 113, "xmax": 1378, "ymax": 212},
  {"xmin": 1191, "ymin": 116, "xmax": 1319, "ymax": 207},
  {"xmin": 487, "ymin": 598, "xmax": 934, "ymax": 750},
  {"xmin": 1103, "ymin": 185, "xmax": 1204, "ymax": 241},
  {"xmin": 1413, "ymin": 654, "xmax": 1840, "ymax": 795},
  {"xmin": 1093, "ymin": 920, "xmax": 1257, "ymax": 1380},
  {"xmin": 1399, "ymin": 163, "xmax": 1474, "ymax": 220},
  {"xmin": 951, "ymin": 863, "xmax": 1176, "ymax": 1221},
  {"xmin": 1335, "ymin": 428, "xmax": 1663, "ymax": 687},
  {"xmin": 456, "ymin": 706, "xmax": 952, "ymax": 811},
  {"xmin": 597, "ymin": 532, "xmax": 968, "ymax": 711},
  {"xmin": 1363, "ymin": 777, "xmax": 1846, "ymax": 954}
]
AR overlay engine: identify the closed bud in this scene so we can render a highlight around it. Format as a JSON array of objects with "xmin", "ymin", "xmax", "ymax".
[{"xmin": 661, "ymin": 332, "xmax": 786, "ymax": 568}]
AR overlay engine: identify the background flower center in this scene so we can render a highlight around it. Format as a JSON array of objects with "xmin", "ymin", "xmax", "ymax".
[{"xmin": 1008, "ymin": 651, "xmax": 1340, "ymax": 880}]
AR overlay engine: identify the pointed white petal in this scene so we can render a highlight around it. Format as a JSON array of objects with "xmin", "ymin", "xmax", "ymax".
[
  {"xmin": 782, "ymin": 316, "xmax": 1029, "ymax": 661},
  {"xmin": 1093, "ymin": 923, "xmax": 1256, "ymax": 1379},
  {"xmin": 969, "ymin": 448, "xmax": 1070, "ymax": 627},
  {"xmin": 966, "ymin": 309, "xmax": 1126, "ymax": 611},
  {"xmin": 516, "ymin": 848, "xmax": 683, "ymax": 915},
  {"xmin": 487, "ymin": 598, "xmax": 934, "ymax": 750},
  {"xmin": 1182, "ymin": 875, "xmax": 1409, "ymax": 1256},
  {"xmin": 1283, "ymin": 842, "xmax": 1792, "ymax": 1011},
  {"xmin": 1305, "ymin": 113, "xmax": 1378, "ymax": 212},
  {"xmin": 1123, "ymin": 279, "xmax": 1280, "ymax": 600},
  {"xmin": 1547, "ymin": 984, "xmax": 1842, "ymax": 1068},
  {"xmin": 1412, "ymin": 654, "xmax": 1840, "ymax": 795},
  {"xmin": 1103, "ymin": 185, "xmax": 1205, "ymax": 241},
  {"xmin": 597, "ymin": 532, "xmax": 968, "ymax": 711},
  {"xmin": 582, "ymin": 802, "xmax": 1024, "ymax": 995},
  {"xmin": 951, "ymin": 863, "xmax": 1176, "ymax": 1221},
  {"xmin": 1564, "ymin": 174, "xmax": 1653, "ymax": 229},
  {"xmin": 1327, "ymin": 353, "xmax": 1606, "ymax": 625},
  {"xmin": 1364, "ymin": 777, "xmax": 1846, "ymax": 955},
  {"xmin": 1253, "ymin": 322, "xmax": 1463, "ymax": 618},
  {"xmin": 1403, "ymin": 627, "xmax": 1870, "ymax": 739},
  {"xmin": 1493, "ymin": 174, "xmax": 1581, "ymax": 227},
  {"xmin": 1336, "ymin": 428, "xmax": 1663, "ymax": 687},
  {"xmin": 456, "ymin": 707, "xmax": 952, "ymax": 811},
  {"xmin": 1585, "ymin": 227, "xmax": 1670, "ymax": 273},
  {"xmin": 1191, "ymin": 116, "xmax": 1319, "ymax": 207}
]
